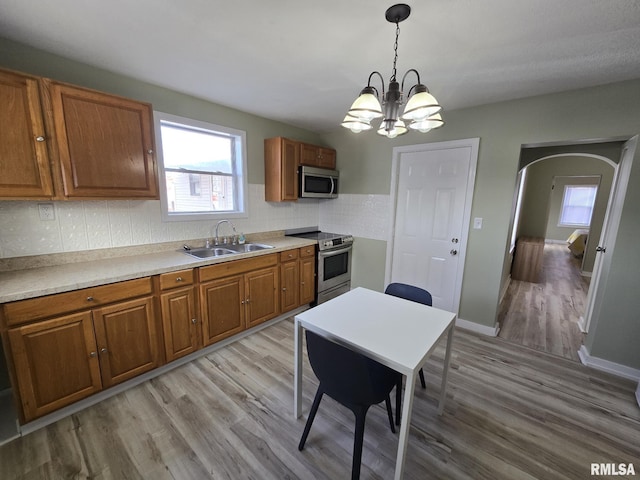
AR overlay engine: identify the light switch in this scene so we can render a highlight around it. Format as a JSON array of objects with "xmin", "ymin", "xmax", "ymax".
[{"xmin": 473, "ymin": 217, "xmax": 483, "ymax": 229}]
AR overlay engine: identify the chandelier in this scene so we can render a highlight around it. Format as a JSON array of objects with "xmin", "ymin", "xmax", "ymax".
[{"xmin": 341, "ymin": 4, "xmax": 444, "ymax": 138}]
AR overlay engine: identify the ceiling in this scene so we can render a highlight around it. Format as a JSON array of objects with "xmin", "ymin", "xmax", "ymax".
[{"xmin": 2, "ymin": 0, "xmax": 640, "ymax": 134}]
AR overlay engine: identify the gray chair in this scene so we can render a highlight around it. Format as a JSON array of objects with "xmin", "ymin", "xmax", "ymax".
[
  {"xmin": 298, "ymin": 330, "xmax": 398, "ymax": 480},
  {"xmin": 384, "ymin": 282, "xmax": 433, "ymax": 425}
]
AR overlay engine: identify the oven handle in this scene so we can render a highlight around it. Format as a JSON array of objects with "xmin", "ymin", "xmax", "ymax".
[{"xmin": 318, "ymin": 244, "xmax": 352, "ymax": 258}]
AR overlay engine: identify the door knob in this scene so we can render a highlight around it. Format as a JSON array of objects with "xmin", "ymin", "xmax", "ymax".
[
  {"xmin": 451, "ymin": 238, "xmax": 459, "ymax": 243},
  {"xmin": 596, "ymin": 246, "xmax": 606, "ymax": 253},
  {"xmin": 450, "ymin": 249, "xmax": 458, "ymax": 256}
]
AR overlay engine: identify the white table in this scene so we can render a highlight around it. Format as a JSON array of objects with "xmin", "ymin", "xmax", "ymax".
[{"xmin": 294, "ymin": 287, "xmax": 456, "ymax": 480}]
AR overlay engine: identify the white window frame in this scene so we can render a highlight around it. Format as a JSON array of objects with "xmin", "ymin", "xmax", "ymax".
[
  {"xmin": 154, "ymin": 111, "xmax": 249, "ymax": 222},
  {"xmin": 558, "ymin": 184, "xmax": 598, "ymax": 228}
]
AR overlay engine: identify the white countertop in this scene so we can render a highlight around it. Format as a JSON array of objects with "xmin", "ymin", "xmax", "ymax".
[{"xmin": 0, "ymin": 236, "xmax": 316, "ymax": 303}]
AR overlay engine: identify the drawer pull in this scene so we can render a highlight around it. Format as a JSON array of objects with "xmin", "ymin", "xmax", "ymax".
[
  {"xmin": 86, "ymin": 296, "xmax": 94, "ymax": 302},
  {"xmin": 176, "ymin": 277, "xmax": 183, "ymax": 282},
  {"xmin": 191, "ymin": 318, "xmax": 197, "ymax": 324}
]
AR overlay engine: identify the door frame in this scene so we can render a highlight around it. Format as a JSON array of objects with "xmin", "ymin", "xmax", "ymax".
[{"xmin": 385, "ymin": 138, "xmax": 479, "ymax": 315}]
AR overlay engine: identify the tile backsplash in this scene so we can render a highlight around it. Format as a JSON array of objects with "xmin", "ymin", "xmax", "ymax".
[{"xmin": 0, "ymin": 185, "xmax": 391, "ymax": 259}]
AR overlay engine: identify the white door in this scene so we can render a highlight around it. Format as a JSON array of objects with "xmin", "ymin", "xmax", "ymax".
[
  {"xmin": 581, "ymin": 135, "xmax": 637, "ymax": 333},
  {"xmin": 387, "ymin": 139, "xmax": 478, "ymax": 313}
]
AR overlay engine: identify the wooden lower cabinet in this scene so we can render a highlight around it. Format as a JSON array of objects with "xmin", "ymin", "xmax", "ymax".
[
  {"xmin": 160, "ymin": 286, "xmax": 199, "ymax": 362},
  {"xmin": 299, "ymin": 253, "xmax": 316, "ymax": 305},
  {"xmin": 246, "ymin": 266, "xmax": 279, "ymax": 328},
  {"xmin": 8, "ymin": 311, "xmax": 102, "ymax": 421},
  {"xmin": 5, "ymin": 285, "xmax": 158, "ymax": 422},
  {"xmin": 200, "ymin": 275, "xmax": 245, "ymax": 346},
  {"xmin": 92, "ymin": 296, "xmax": 158, "ymax": 388}
]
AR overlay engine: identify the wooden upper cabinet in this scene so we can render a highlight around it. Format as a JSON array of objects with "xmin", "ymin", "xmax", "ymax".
[
  {"xmin": 299, "ymin": 143, "xmax": 336, "ymax": 170},
  {"xmin": 45, "ymin": 80, "xmax": 158, "ymax": 199},
  {"xmin": 0, "ymin": 69, "xmax": 54, "ymax": 199},
  {"xmin": 264, "ymin": 137, "xmax": 299, "ymax": 202}
]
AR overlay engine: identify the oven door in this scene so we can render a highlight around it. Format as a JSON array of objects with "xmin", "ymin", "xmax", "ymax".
[{"xmin": 317, "ymin": 244, "xmax": 352, "ymax": 292}]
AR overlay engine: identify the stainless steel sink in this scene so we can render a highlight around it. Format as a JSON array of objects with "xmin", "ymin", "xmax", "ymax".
[
  {"xmin": 226, "ymin": 243, "xmax": 275, "ymax": 253},
  {"xmin": 183, "ymin": 247, "xmax": 236, "ymax": 259},
  {"xmin": 182, "ymin": 243, "xmax": 274, "ymax": 259}
]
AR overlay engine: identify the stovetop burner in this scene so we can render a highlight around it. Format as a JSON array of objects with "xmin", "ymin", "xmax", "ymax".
[{"xmin": 285, "ymin": 227, "xmax": 353, "ymax": 250}]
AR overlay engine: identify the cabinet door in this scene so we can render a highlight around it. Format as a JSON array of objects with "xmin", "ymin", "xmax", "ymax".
[
  {"xmin": 92, "ymin": 296, "xmax": 159, "ymax": 388},
  {"xmin": 299, "ymin": 256, "xmax": 316, "ymax": 305},
  {"xmin": 299, "ymin": 143, "xmax": 319, "ymax": 167},
  {"xmin": 281, "ymin": 138, "xmax": 299, "ymax": 201},
  {"xmin": 47, "ymin": 81, "xmax": 158, "ymax": 198},
  {"xmin": 0, "ymin": 69, "xmax": 53, "ymax": 198},
  {"xmin": 264, "ymin": 137, "xmax": 298, "ymax": 202},
  {"xmin": 318, "ymin": 147, "xmax": 336, "ymax": 169},
  {"xmin": 8, "ymin": 311, "xmax": 102, "ymax": 422},
  {"xmin": 160, "ymin": 286, "xmax": 199, "ymax": 362},
  {"xmin": 280, "ymin": 260, "xmax": 299, "ymax": 313},
  {"xmin": 246, "ymin": 266, "xmax": 279, "ymax": 328},
  {"xmin": 200, "ymin": 275, "xmax": 245, "ymax": 346}
]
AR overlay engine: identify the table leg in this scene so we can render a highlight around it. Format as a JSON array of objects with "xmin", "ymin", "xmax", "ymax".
[
  {"xmin": 437, "ymin": 324, "xmax": 455, "ymax": 415},
  {"xmin": 394, "ymin": 372, "xmax": 416, "ymax": 480},
  {"xmin": 294, "ymin": 318, "xmax": 303, "ymax": 418}
]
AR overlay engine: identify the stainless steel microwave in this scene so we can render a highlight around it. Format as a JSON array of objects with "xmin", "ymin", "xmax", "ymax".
[{"xmin": 299, "ymin": 166, "xmax": 339, "ymax": 199}]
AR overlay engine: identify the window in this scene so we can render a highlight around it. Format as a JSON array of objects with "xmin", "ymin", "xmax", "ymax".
[
  {"xmin": 559, "ymin": 184, "xmax": 598, "ymax": 227},
  {"xmin": 154, "ymin": 112, "xmax": 247, "ymax": 221}
]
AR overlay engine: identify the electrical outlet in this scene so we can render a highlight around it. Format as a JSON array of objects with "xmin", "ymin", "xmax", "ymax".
[
  {"xmin": 38, "ymin": 203, "xmax": 55, "ymax": 221},
  {"xmin": 473, "ymin": 217, "xmax": 483, "ymax": 229}
]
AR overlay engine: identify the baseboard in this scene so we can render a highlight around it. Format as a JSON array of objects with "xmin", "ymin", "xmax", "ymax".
[
  {"xmin": 581, "ymin": 271, "xmax": 592, "ymax": 278},
  {"xmin": 499, "ymin": 276, "xmax": 511, "ymax": 305},
  {"xmin": 545, "ymin": 239, "xmax": 566, "ymax": 244},
  {"xmin": 577, "ymin": 345, "xmax": 640, "ymax": 381},
  {"xmin": 455, "ymin": 317, "xmax": 499, "ymax": 337}
]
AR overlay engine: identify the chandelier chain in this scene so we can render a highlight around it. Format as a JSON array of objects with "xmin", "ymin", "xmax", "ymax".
[{"xmin": 391, "ymin": 21, "xmax": 400, "ymax": 82}]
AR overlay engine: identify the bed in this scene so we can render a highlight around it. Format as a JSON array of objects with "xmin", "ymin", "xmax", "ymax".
[{"xmin": 567, "ymin": 229, "xmax": 589, "ymax": 257}]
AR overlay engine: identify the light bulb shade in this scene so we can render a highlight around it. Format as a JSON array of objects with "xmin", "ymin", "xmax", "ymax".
[
  {"xmin": 377, "ymin": 119, "xmax": 408, "ymax": 138},
  {"xmin": 408, "ymin": 113, "xmax": 445, "ymax": 132},
  {"xmin": 341, "ymin": 115, "xmax": 373, "ymax": 133},
  {"xmin": 402, "ymin": 89, "xmax": 442, "ymax": 121},
  {"xmin": 347, "ymin": 86, "xmax": 383, "ymax": 121}
]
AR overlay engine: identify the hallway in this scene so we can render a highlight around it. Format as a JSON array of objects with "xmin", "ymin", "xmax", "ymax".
[{"xmin": 498, "ymin": 243, "xmax": 590, "ymax": 362}]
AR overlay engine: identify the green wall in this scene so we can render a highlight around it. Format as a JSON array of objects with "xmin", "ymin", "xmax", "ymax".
[{"xmin": 322, "ymin": 79, "xmax": 640, "ymax": 370}]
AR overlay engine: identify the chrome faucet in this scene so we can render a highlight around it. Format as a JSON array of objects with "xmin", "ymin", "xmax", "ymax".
[{"xmin": 213, "ymin": 219, "xmax": 237, "ymax": 245}]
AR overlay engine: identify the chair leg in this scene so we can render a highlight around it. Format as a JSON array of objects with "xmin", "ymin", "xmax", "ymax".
[
  {"xmin": 351, "ymin": 407, "xmax": 368, "ymax": 480},
  {"xmin": 298, "ymin": 387, "xmax": 324, "ymax": 451},
  {"xmin": 384, "ymin": 395, "xmax": 395, "ymax": 434},
  {"xmin": 419, "ymin": 367, "xmax": 426, "ymax": 389},
  {"xmin": 395, "ymin": 376, "xmax": 402, "ymax": 426}
]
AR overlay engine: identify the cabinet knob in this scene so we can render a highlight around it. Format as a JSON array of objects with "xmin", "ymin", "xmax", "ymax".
[
  {"xmin": 176, "ymin": 277, "xmax": 183, "ymax": 282},
  {"xmin": 100, "ymin": 348, "xmax": 108, "ymax": 354},
  {"xmin": 191, "ymin": 318, "xmax": 197, "ymax": 324},
  {"xmin": 241, "ymin": 300, "xmax": 245, "ymax": 305},
  {"xmin": 147, "ymin": 149, "xmax": 154, "ymax": 154},
  {"xmin": 89, "ymin": 351, "xmax": 97, "ymax": 358},
  {"xmin": 282, "ymin": 287, "xmax": 287, "ymax": 291},
  {"xmin": 36, "ymin": 136, "xmax": 45, "ymax": 142},
  {"xmin": 450, "ymin": 249, "xmax": 458, "ymax": 256},
  {"xmin": 86, "ymin": 296, "xmax": 94, "ymax": 302},
  {"xmin": 246, "ymin": 298, "xmax": 250, "ymax": 304}
]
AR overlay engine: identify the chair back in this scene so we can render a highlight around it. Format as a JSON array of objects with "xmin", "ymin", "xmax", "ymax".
[
  {"xmin": 384, "ymin": 282, "xmax": 432, "ymax": 306},
  {"xmin": 305, "ymin": 331, "xmax": 397, "ymax": 407}
]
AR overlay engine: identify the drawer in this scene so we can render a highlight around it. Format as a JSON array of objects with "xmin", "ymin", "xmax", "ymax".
[
  {"xmin": 3, "ymin": 277, "xmax": 153, "ymax": 326},
  {"xmin": 159, "ymin": 269, "xmax": 194, "ymax": 290},
  {"xmin": 299, "ymin": 245, "xmax": 315, "ymax": 257},
  {"xmin": 199, "ymin": 253, "xmax": 278, "ymax": 282},
  {"xmin": 280, "ymin": 249, "xmax": 299, "ymax": 262}
]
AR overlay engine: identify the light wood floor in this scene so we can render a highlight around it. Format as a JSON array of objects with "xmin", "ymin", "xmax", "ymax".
[
  {"xmin": 498, "ymin": 243, "xmax": 590, "ymax": 362},
  {"xmin": 1, "ymin": 318, "xmax": 638, "ymax": 479}
]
